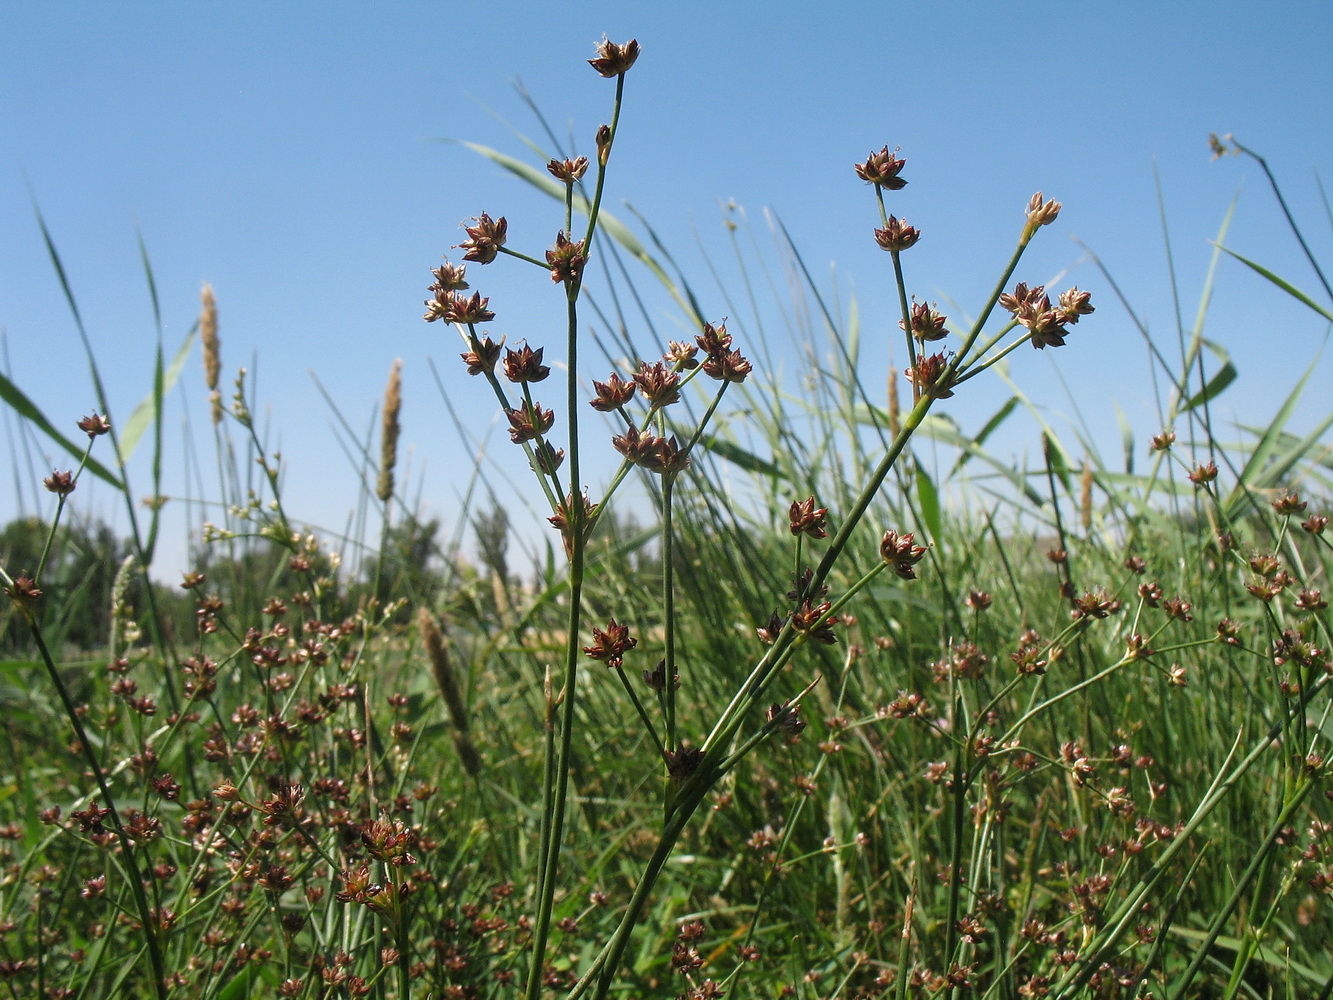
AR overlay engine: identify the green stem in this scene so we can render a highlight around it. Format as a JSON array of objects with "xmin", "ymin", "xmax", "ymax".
[{"xmin": 27, "ymin": 625, "xmax": 169, "ymax": 1000}]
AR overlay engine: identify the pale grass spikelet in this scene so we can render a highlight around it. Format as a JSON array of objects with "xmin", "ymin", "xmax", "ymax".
[
  {"xmin": 887, "ymin": 366, "xmax": 901, "ymax": 439},
  {"xmin": 377, "ymin": 359, "xmax": 403, "ymax": 504},
  {"xmin": 417, "ymin": 607, "xmax": 481, "ymax": 777},
  {"xmin": 110, "ymin": 553, "xmax": 139, "ymax": 654},
  {"xmin": 199, "ymin": 283, "xmax": 222, "ymax": 424}
]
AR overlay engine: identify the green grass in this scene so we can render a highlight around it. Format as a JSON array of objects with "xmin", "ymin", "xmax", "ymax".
[{"xmin": 2, "ymin": 47, "xmax": 1333, "ymax": 1000}]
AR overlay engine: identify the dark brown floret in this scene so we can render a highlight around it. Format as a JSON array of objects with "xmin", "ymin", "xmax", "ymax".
[
  {"xmin": 507, "ymin": 401, "xmax": 554, "ymax": 444},
  {"xmin": 789, "ymin": 496, "xmax": 828, "ymax": 538},
  {"xmin": 632, "ymin": 361, "xmax": 681, "ymax": 408},
  {"xmin": 502, "ymin": 344, "xmax": 551, "ymax": 383},
  {"xmin": 880, "ymin": 530, "xmax": 928, "ymax": 579},
  {"xmin": 546, "ymin": 231, "xmax": 588, "ymax": 285},
  {"xmin": 855, "ymin": 146, "xmax": 908, "ymax": 189},
  {"xmin": 547, "ymin": 157, "xmax": 589, "ymax": 183},
  {"xmin": 589, "ymin": 372, "xmax": 636, "ymax": 411},
  {"xmin": 460, "ymin": 335, "xmax": 503, "ymax": 375},
  {"xmin": 588, "ymin": 37, "xmax": 640, "ymax": 77},
  {"xmin": 701, "ymin": 349, "xmax": 752, "ymax": 382},
  {"xmin": 874, "ymin": 216, "xmax": 921, "ymax": 252},
  {"xmin": 457, "ymin": 213, "xmax": 507, "ymax": 264}
]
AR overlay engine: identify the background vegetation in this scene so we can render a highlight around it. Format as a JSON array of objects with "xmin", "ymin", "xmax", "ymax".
[{"xmin": 2, "ymin": 42, "xmax": 1332, "ymax": 1000}]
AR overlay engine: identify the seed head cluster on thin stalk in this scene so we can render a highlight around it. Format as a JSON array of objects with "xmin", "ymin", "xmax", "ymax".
[{"xmin": 7, "ymin": 35, "xmax": 1333, "ymax": 1000}]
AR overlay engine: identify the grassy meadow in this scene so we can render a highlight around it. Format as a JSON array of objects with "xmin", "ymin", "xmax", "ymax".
[{"xmin": 3, "ymin": 39, "xmax": 1333, "ymax": 1000}]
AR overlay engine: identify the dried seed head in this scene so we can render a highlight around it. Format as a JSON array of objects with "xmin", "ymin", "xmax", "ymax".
[
  {"xmin": 1188, "ymin": 460, "xmax": 1218, "ymax": 486},
  {"xmin": 901, "ymin": 301, "xmax": 948, "ymax": 342},
  {"xmin": 611, "ymin": 425, "xmax": 689, "ymax": 474},
  {"xmin": 874, "ymin": 216, "xmax": 921, "ymax": 252},
  {"xmin": 632, "ymin": 360, "xmax": 681, "ymax": 408},
  {"xmin": 855, "ymin": 146, "xmax": 908, "ymax": 189},
  {"xmin": 376, "ymin": 360, "xmax": 402, "ymax": 504},
  {"xmin": 530, "ymin": 440, "xmax": 565, "ymax": 476},
  {"xmin": 546, "ymin": 231, "xmax": 588, "ymax": 285},
  {"xmin": 1058, "ymin": 287, "xmax": 1095, "ymax": 323},
  {"xmin": 789, "ymin": 496, "xmax": 829, "ymax": 538},
  {"xmin": 457, "ymin": 213, "xmax": 507, "ymax": 264},
  {"xmin": 460, "ymin": 334, "xmax": 503, "ymax": 375},
  {"xmin": 78, "ymin": 413, "xmax": 111, "ymax": 437},
  {"xmin": 998, "ymin": 282, "xmax": 1046, "ymax": 316},
  {"xmin": 904, "ymin": 353, "xmax": 955, "ymax": 399},
  {"xmin": 595, "ymin": 124, "xmax": 613, "ymax": 165},
  {"xmin": 880, "ymin": 530, "xmax": 928, "ymax": 579},
  {"xmin": 502, "ymin": 344, "xmax": 551, "ymax": 383},
  {"xmin": 664, "ymin": 340, "xmax": 699, "ymax": 369},
  {"xmin": 507, "ymin": 401, "xmax": 554, "ymax": 444},
  {"xmin": 547, "ymin": 156, "xmax": 589, "ymax": 183},
  {"xmin": 429, "ymin": 259, "xmax": 469, "ymax": 292},
  {"xmin": 588, "ymin": 37, "xmax": 640, "ymax": 77},
  {"xmin": 583, "ymin": 618, "xmax": 638, "ymax": 668},
  {"xmin": 200, "ymin": 283, "xmax": 222, "ymax": 424},
  {"xmin": 548, "ymin": 492, "xmax": 597, "ymax": 558},
  {"xmin": 1026, "ymin": 192, "xmax": 1062, "ymax": 227},
  {"xmin": 701, "ymin": 348, "xmax": 752, "ymax": 382},
  {"xmin": 664, "ymin": 743, "xmax": 704, "ymax": 780},
  {"xmin": 43, "ymin": 469, "xmax": 76, "ymax": 496},
  {"xmin": 589, "ymin": 372, "xmax": 636, "ymax": 411},
  {"xmin": 695, "ymin": 320, "xmax": 732, "ymax": 358}
]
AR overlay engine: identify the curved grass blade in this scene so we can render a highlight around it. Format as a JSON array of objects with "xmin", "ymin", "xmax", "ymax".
[
  {"xmin": 1180, "ymin": 338, "xmax": 1237, "ymax": 413},
  {"xmin": 1217, "ymin": 245, "xmax": 1333, "ymax": 322},
  {"xmin": 0, "ymin": 372, "xmax": 123, "ymax": 489},
  {"xmin": 116, "ymin": 327, "xmax": 196, "ymax": 465}
]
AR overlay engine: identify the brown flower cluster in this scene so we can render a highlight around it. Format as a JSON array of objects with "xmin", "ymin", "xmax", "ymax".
[{"xmin": 998, "ymin": 282, "xmax": 1094, "ymax": 349}]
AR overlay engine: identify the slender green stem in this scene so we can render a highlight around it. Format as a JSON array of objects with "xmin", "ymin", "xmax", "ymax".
[
  {"xmin": 662, "ymin": 473, "xmax": 678, "ymax": 752},
  {"xmin": 27, "ymin": 624, "xmax": 168, "ymax": 1000}
]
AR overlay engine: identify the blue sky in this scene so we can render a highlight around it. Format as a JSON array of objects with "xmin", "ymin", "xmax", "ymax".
[{"xmin": 2, "ymin": 2, "xmax": 1331, "ymax": 578}]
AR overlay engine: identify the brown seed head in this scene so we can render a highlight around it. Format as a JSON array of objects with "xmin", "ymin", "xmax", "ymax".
[
  {"xmin": 583, "ymin": 618, "xmax": 638, "ymax": 668},
  {"xmin": 502, "ymin": 344, "xmax": 551, "ymax": 383},
  {"xmin": 457, "ymin": 213, "xmax": 507, "ymax": 264},
  {"xmin": 880, "ymin": 530, "xmax": 928, "ymax": 579},
  {"xmin": 695, "ymin": 320, "xmax": 733, "ymax": 358},
  {"xmin": 789, "ymin": 496, "xmax": 829, "ymax": 538},
  {"xmin": 78, "ymin": 413, "xmax": 111, "ymax": 438},
  {"xmin": 459, "ymin": 334, "xmax": 503, "ymax": 375},
  {"xmin": 633, "ymin": 360, "xmax": 681, "ymax": 408},
  {"xmin": 1188, "ymin": 460, "xmax": 1218, "ymax": 486},
  {"xmin": 874, "ymin": 216, "xmax": 921, "ymax": 252},
  {"xmin": 664, "ymin": 340, "xmax": 699, "ymax": 369},
  {"xmin": 1025, "ymin": 192, "xmax": 1062, "ymax": 227},
  {"xmin": 1058, "ymin": 287, "xmax": 1095, "ymax": 323},
  {"xmin": 531, "ymin": 441, "xmax": 565, "ymax": 476},
  {"xmin": 855, "ymin": 146, "xmax": 908, "ymax": 189},
  {"xmin": 905, "ymin": 352, "xmax": 955, "ymax": 398},
  {"xmin": 998, "ymin": 282, "xmax": 1046, "ymax": 316},
  {"xmin": 595, "ymin": 124, "xmax": 613, "ymax": 165},
  {"xmin": 546, "ymin": 231, "xmax": 588, "ymax": 286},
  {"xmin": 588, "ymin": 37, "xmax": 640, "ymax": 77},
  {"xmin": 902, "ymin": 301, "xmax": 948, "ymax": 342},
  {"xmin": 43, "ymin": 469, "xmax": 76, "ymax": 496},
  {"xmin": 701, "ymin": 348, "xmax": 752, "ymax": 382},
  {"xmin": 547, "ymin": 156, "xmax": 590, "ymax": 183},
  {"xmin": 507, "ymin": 401, "xmax": 554, "ymax": 444},
  {"xmin": 429, "ymin": 259, "xmax": 469, "ymax": 292},
  {"xmin": 589, "ymin": 372, "xmax": 636, "ymax": 411}
]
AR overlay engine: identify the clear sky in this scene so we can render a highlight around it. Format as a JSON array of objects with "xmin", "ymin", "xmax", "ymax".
[{"xmin": 3, "ymin": 2, "xmax": 1331, "ymax": 579}]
